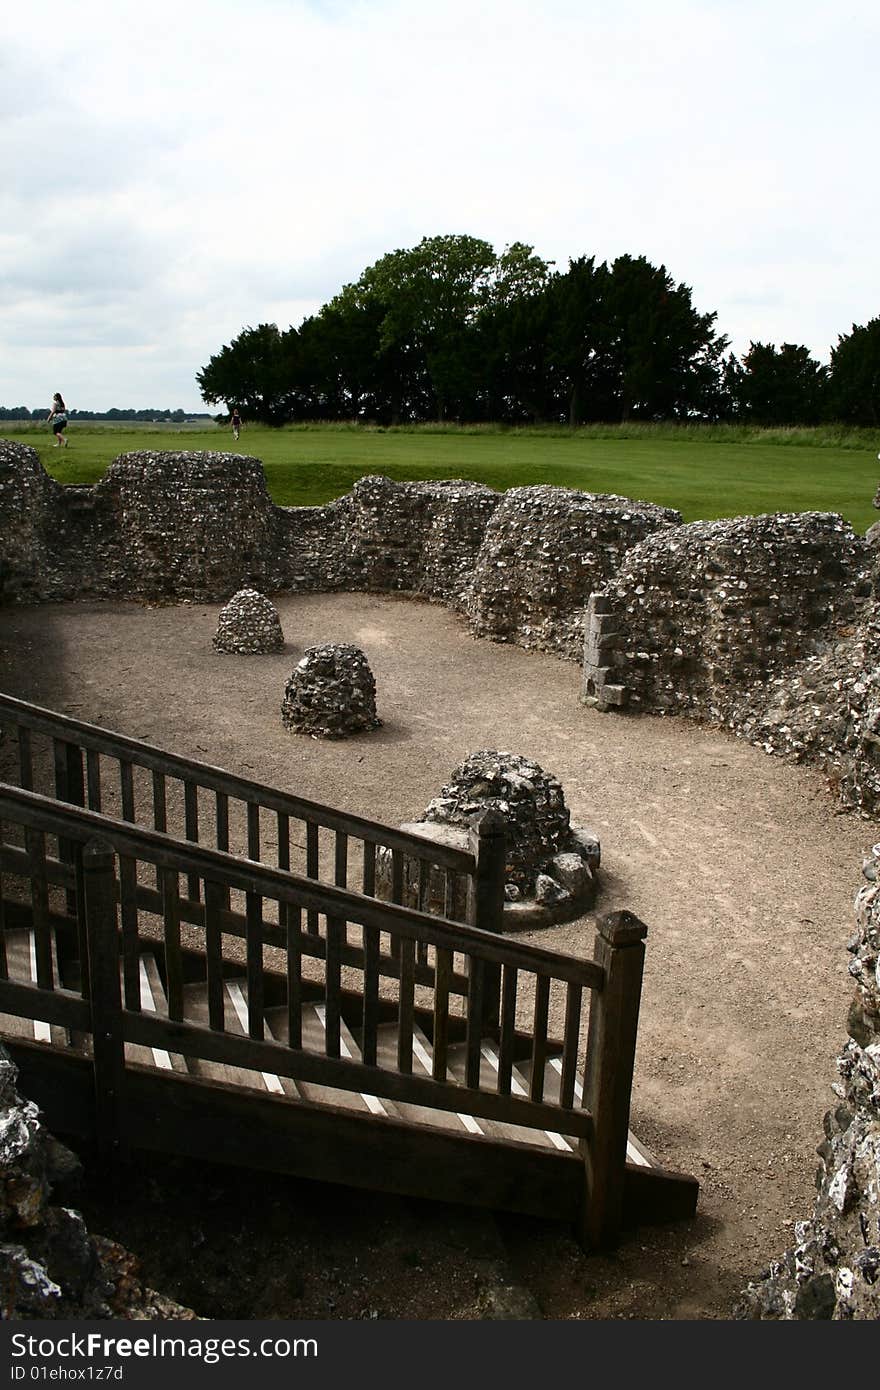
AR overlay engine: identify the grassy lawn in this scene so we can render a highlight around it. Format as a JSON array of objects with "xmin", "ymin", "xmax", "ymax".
[{"xmin": 5, "ymin": 420, "xmax": 879, "ymax": 532}]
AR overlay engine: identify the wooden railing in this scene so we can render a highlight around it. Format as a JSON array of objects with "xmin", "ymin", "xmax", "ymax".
[
  {"xmin": 0, "ymin": 780, "xmax": 648, "ymax": 1246},
  {"xmin": 0, "ymin": 692, "xmax": 495, "ymax": 935}
]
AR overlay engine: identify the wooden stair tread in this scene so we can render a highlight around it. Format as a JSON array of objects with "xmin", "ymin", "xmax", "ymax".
[
  {"xmin": 0, "ymin": 928, "xmax": 69, "ymax": 1049},
  {"xmin": 123, "ymin": 955, "xmax": 188, "ymax": 1075},
  {"xmin": 443, "ymin": 1040, "xmax": 561, "ymax": 1151},
  {"xmin": 180, "ymin": 979, "xmax": 297, "ymax": 1096},
  {"xmin": 517, "ymin": 1052, "xmax": 655, "ymax": 1168},
  {"xmin": 264, "ymin": 1001, "xmax": 397, "ymax": 1118},
  {"xmin": 369, "ymin": 1021, "xmax": 482, "ymax": 1135}
]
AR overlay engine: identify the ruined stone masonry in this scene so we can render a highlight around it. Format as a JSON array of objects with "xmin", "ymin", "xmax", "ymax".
[
  {"xmin": 0, "ymin": 1047, "xmax": 195, "ymax": 1319},
  {"xmin": 213, "ymin": 587, "xmax": 284, "ymax": 654},
  {"xmin": 281, "ymin": 643, "xmax": 380, "ymax": 738},
  {"xmin": 739, "ymin": 860, "xmax": 880, "ymax": 1319}
]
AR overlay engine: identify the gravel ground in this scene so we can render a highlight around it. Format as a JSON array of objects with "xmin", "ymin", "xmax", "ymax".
[{"xmin": 0, "ymin": 591, "xmax": 874, "ymax": 1321}]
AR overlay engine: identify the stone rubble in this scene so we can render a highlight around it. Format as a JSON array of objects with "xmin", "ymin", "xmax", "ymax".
[
  {"xmin": 0, "ymin": 1048, "xmax": 195, "ymax": 1319},
  {"xmin": 281, "ymin": 643, "xmax": 380, "ymax": 738},
  {"xmin": 419, "ymin": 751, "xmax": 600, "ymax": 924},
  {"xmin": 213, "ymin": 587, "xmax": 284, "ymax": 654}
]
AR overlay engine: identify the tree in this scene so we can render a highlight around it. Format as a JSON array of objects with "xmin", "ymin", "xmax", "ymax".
[
  {"xmin": 733, "ymin": 342, "xmax": 828, "ymax": 425},
  {"xmin": 196, "ymin": 323, "xmax": 299, "ymax": 424},
  {"xmin": 830, "ymin": 318, "xmax": 880, "ymax": 426}
]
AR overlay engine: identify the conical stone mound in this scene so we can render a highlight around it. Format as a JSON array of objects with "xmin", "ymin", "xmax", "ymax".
[
  {"xmin": 213, "ymin": 588, "xmax": 284, "ymax": 654},
  {"xmin": 281, "ymin": 643, "xmax": 380, "ymax": 738}
]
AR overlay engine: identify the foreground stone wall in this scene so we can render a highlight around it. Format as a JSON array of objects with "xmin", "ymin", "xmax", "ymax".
[
  {"xmin": 739, "ymin": 866, "xmax": 880, "ymax": 1319},
  {"xmin": 0, "ymin": 1048, "xmax": 194, "ymax": 1319},
  {"xmin": 583, "ymin": 513, "xmax": 867, "ymax": 716}
]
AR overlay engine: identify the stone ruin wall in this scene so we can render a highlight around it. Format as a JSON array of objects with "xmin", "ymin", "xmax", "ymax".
[
  {"xmin": 584, "ymin": 512, "xmax": 867, "ymax": 717},
  {"xmin": 468, "ymin": 485, "xmax": 680, "ymax": 658},
  {"xmin": 739, "ymin": 867, "xmax": 880, "ymax": 1319},
  {"xmin": 0, "ymin": 443, "xmax": 674, "ymax": 636}
]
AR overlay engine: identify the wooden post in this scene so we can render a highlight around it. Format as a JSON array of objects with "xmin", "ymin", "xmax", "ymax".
[
  {"xmin": 54, "ymin": 739, "xmax": 85, "ymax": 916},
  {"xmin": 82, "ymin": 838, "xmax": 126, "ymax": 1164},
  {"xmin": 467, "ymin": 809, "xmax": 507, "ymax": 1031},
  {"xmin": 579, "ymin": 909, "xmax": 647, "ymax": 1250}
]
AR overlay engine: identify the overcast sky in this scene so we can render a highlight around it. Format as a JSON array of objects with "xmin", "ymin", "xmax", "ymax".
[{"xmin": 3, "ymin": 0, "xmax": 877, "ymax": 411}]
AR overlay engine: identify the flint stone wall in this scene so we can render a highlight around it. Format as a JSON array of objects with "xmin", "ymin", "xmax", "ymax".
[
  {"xmin": 0, "ymin": 1047, "xmax": 194, "ymax": 1319},
  {"xmin": 469, "ymin": 486, "xmax": 680, "ymax": 659},
  {"xmin": 739, "ymin": 864, "xmax": 880, "ymax": 1319},
  {"xmin": 584, "ymin": 512, "xmax": 867, "ymax": 716}
]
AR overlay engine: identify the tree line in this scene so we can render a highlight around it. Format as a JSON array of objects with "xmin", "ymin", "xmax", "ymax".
[
  {"xmin": 196, "ymin": 234, "xmax": 880, "ymax": 429},
  {"xmin": 0, "ymin": 408, "xmax": 210, "ymax": 422}
]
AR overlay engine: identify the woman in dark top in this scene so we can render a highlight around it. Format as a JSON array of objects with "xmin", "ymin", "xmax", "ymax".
[{"xmin": 48, "ymin": 393, "xmax": 69, "ymax": 447}]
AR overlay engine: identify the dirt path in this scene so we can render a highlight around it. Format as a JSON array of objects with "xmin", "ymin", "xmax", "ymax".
[{"xmin": 1, "ymin": 592, "xmax": 873, "ymax": 1319}]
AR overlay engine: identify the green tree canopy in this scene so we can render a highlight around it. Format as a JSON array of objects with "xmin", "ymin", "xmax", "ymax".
[{"xmin": 830, "ymin": 318, "xmax": 880, "ymax": 426}]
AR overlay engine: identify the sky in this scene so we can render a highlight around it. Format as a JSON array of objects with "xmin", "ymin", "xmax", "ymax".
[{"xmin": 2, "ymin": 0, "xmax": 878, "ymax": 412}]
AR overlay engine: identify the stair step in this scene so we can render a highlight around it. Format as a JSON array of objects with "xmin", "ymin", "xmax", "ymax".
[
  {"xmin": 444, "ymin": 1040, "xmax": 560, "ymax": 1150},
  {"xmin": 0, "ymin": 928, "xmax": 70, "ymax": 1048},
  {"xmin": 123, "ymin": 955, "xmax": 188, "ymax": 1074},
  {"xmin": 181, "ymin": 979, "xmax": 298, "ymax": 1097},
  {"xmin": 369, "ymin": 1021, "xmax": 482, "ymax": 1134},
  {"xmin": 265, "ymin": 1002, "xmax": 397, "ymax": 1118},
  {"xmin": 518, "ymin": 1053, "xmax": 655, "ymax": 1168}
]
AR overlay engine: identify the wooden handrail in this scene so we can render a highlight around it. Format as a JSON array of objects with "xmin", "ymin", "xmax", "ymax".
[
  {"xmin": 0, "ymin": 692, "xmax": 475, "ymax": 872},
  {"xmin": 0, "ymin": 784, "xmax": 605, "ymax": 990}
]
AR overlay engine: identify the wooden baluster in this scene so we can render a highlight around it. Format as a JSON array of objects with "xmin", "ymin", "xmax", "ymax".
[
  {"xmin": 397, "ymin": 937, "xmax": 415, "ymax": 1074},
  {"xmin": 389, "ymin": 848, "xmax": 404, "ymax": 960},
  {"xmin": 286, "ymin": 900, "xmax": 302, "ymax": 1050},
  {"xmin": 432, "ymin": 947, "xmax": 452, "ymax": 1082},
  {"xmin": 497, "ymin": 965, "xmax": 518, "ymax": 1096},
  {"xmin": 152, "ymin": 771, "xmax": 167, "ymax": 890},
  {"xmin": 160, "ymin": 867, "xmax": 183, "ymax": 1023},
  {"xmin": 580, "ymin": 911, "xmax": 648, "ymax": 1251},
  {"xmin": 119, "ymin": 759, "xmax": 135, "ymax": 822},
  {"xmin": 184, "ymin": 781, "xmax": 201, "ymax": 902},
  {"xmin": 247, "ymin": 802, "xmax": 260, "ymax": 861},
  {"xmin": 324, "ymin": 915, "xmax": 342, "ymax": 1058},
  {"xmin": 245, "ymin": 892, "xmax": 264, "ymax": 1040},
  {"xmin": 361, "ymin": 925, "xmax": 379, "ymax": 1068},
  {"xmin": 82, "ymin": 839, "xmax": 126, "ymax": 1163},
  {"xmin": 118, "ymin": 855, "xmax": 140, "ymax": 1011},
  {"xmin": 86, "ymin": 749, "xmax": 102, "ymax": 811},
  {"xmin": 306, "ymin": 822, "xmax": 319, "ymax": 935},
  {"xmin": 361, "ymin": 840, "xmax": 376, "ymax": 898},
  {"xmin": 18, "ymin": 727, "xmax": 33, "ymax": 791},
  {"xmin": 25, "ymin": 826, "xmax": 53, "ymax": 990},
  {"xmin": 204, "ymin": 880, "xmax": 226, "ymax": 1032},
  {"xmin": 53, "ymin": 738, "xmax": 84, "ymax": 914},
  {"xmin": 277, "ymin": 812, "xmax": 291, "ymax": 931},
  {"xmin": 215, "ymin": 790, "xmax": 230, "ymax": 910},
  {"xmin": 529, "ymin": 974, "xmax": 551, "ymax": 1103},
  {"xmin": 334, "ymin": 831, "xmax": 348, "ymax": 944},
  {"xmin": 416, "ymin": 860, "xmax": 430, "ymax": 967},
  {"xmin": 444, "ymin": 869, "xmax": 457, "ymax": 920},
  {"xmin": 465, "ymin": 957, "xmax": 484, "ymax": 1089},
  {"xmin": 560, "ymin": 982, "xmax": 583, "ymax": 1109}
]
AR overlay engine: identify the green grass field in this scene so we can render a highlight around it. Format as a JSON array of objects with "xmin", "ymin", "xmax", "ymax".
[{"xmin": 5, "ymin": 420, "xmax": 880, "ymax": 532}]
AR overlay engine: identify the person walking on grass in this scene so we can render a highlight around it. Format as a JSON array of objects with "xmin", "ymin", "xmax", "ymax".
[
  {"xmin": 230, "ymin": 407, "xmax": 242, "ymax": 442},
  {"xmin": 47, "ymin": 392, "xmax": 69, "ymax": 447}
]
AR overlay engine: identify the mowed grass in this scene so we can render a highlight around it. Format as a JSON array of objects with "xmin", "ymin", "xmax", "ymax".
[{"xmin": 6, "ymin": 420, "xmax": 880, "ymax": 532}]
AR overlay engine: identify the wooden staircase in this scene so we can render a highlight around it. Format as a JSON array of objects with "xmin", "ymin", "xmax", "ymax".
[{"xmin": 0, "ymin": 693, "xmax": 698, "ymax": 1249}]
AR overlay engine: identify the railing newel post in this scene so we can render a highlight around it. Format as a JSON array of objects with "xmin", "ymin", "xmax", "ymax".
[
  {"xmin": 467, "ymin": 808, "xmax": 506, "ymax": 1032},
  {"xmin": 579, "ymin": 909, "xmax": 647, "ymax": 1251}
]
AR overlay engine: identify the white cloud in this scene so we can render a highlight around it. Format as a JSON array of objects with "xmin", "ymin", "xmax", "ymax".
[{"xmin": 2, "ymin": 0, "xmax": 878, "ymax": 408}]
